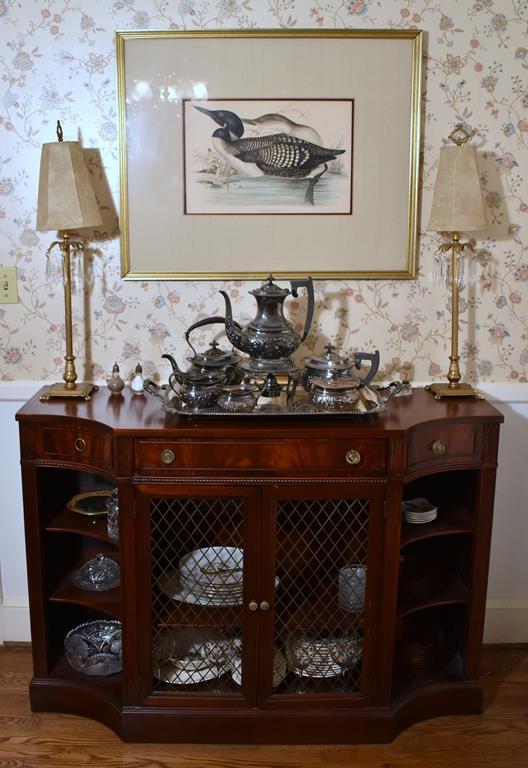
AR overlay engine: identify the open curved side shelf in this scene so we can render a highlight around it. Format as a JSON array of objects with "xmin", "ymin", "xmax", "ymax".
[
  {"xmin": 397, "ymin": 578, "xmax": 469, "ymax": 620},
  {"xmin": 46, "ymin": 507, "xmax": 117, "ymax": 545}
]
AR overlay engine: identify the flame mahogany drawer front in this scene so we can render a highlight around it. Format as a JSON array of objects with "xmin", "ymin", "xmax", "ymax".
[
  {"xmin": 35, "ymin": 426, "xmax": 113, "ymax": 469},
  {"xmin": 407, "ymin": 421, "xmax": 483, "ymax": 473},
  {"xmin": 135, "ymin": 438, "xmax": 388, "ymax": 475}
]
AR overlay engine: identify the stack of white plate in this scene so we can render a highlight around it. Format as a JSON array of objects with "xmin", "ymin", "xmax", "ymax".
[
  {"xmin": 158, "ymin": 546, "xmax": 279, "ymax": 606},
  {"xmin": 230, "ymin": 646, "xmax": 287, "ymax": 688},
  {"xmin": 158, "ymin": 546, "xmax": 244, "ymax": 606},
  {"xmin": 402, "ymin": 498, "xmax": 438, "ymax": 525},
  {"xmin": 286, "ymin": 633, "xmax": 362, "ymax": 679}
]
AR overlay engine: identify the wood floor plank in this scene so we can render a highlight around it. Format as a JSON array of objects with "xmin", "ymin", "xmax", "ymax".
[{"xmin": 1, "ymin": 646, "xmax": 527, "ymax": 768}]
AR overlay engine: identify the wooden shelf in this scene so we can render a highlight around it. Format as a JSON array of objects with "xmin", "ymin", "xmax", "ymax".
[
  {"xmin": 46, "ymin": 507, "xmax": 116, "ymax": 545},
  {"xmin": 154, "ymin": 595, "xmax": 243, "ymax": 629},
  {"xmin": 277, "ymin": 599, "xmax": 363, "ymax": 633},
  {"xmin": 50, "ymin": 655, "xmax": 122, "ymax": 707},
  {"xmin": 49, "ymin": 573, "xmax": 121, "ymax": 619},
  {"xmin": 393, "ymin": 652, "xmax": 464, "ymax": 701},
  {"xmin": 398, "ymin": 578, "xmax": 469, "ymax": 620},
  {"xmin": 401, "ymin": 509, "xmax": 473, "ymax": 548}
]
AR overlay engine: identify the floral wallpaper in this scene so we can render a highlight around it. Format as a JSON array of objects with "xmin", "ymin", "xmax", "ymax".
[{"xmin": 0, "ymin": 0, "xmax": 527, "ymax": 385}]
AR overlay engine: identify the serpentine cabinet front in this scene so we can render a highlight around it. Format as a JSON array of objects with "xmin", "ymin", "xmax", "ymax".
[{"xmin": 16, "ymin": 388, "xmax": 503, "ymax": 743}]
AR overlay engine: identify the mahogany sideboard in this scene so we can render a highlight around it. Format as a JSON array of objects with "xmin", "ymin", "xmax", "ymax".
[{"xmin": 16, "ymin": 387, "xmax": 503, "ymax": 743}]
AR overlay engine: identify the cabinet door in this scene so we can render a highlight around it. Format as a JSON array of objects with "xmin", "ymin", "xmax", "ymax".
[
  {"xmin": 134, "ymin": 483, "xmax": 260, "ymax": 706},
  {"xmin": 258, "ymin": 483, "xmax": 386, "ymax": 707}
]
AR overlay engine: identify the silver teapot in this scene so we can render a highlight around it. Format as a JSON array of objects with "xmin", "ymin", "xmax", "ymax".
[
  {"xmin": 184, "ymin": 316, "xmax": 243, "ymax": 383},
  {"xmin": 302, "ymin": 345, "xmax": 380, "ymax": 392},
  {"xmin": 220, "ymin": 274, "xmax": 314, "ymax": 374}
]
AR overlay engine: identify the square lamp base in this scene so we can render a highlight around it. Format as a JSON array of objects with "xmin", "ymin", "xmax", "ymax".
[
  {"xmin": 425, "ymin": 382, "xmax": 484, "ymax": 401},
  {"xmin": 40, "ymin": 382, "xmax": 98, "ymax": 401}
]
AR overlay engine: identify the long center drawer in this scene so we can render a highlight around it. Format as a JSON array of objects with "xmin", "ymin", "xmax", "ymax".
[{"xmin": 135, "ymin": 438, "xmax": 389, "ymax": 476}]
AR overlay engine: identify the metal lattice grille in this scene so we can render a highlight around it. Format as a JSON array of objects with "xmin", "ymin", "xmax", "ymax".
[
  {"xmin": 150, "ymin": 496, "xmax": 244, "ymax": 694},
  {"xmin": 273, "ymin": 498, "xmax": 369, "ymax": 695}
]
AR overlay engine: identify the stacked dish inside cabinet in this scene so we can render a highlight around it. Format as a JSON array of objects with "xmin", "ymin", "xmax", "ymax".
[
  {"xmin": 394, "ymin": 469, "xmax": 478, "ymax": 698},
  {"xmin": 149, "ymin": 495, "xmax": 370, "ymax": 697}
]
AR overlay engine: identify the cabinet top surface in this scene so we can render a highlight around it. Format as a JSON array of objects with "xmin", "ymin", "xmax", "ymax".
[{"xmin": 16, "ymin": 387, "xmax": 503, "ymax": 437}]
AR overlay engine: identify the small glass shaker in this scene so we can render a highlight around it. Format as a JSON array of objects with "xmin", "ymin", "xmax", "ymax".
[
  {"xmin": 130, "ymin": 363, "xmax": 144, "ymax": 394},
  {"xmin": 395, "ymin": 379, "xmax": 413, "ymax": 397},
  {"xmin": 106, "ymin": 488, "xmax": 119, "ymax": 541},
  {"xmin": 107, "ymin": 363, "xmax": 125, "ymax": 395}
]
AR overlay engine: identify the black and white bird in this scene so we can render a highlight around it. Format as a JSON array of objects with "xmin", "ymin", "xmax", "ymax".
[{"xmin": 193, "ymin": 105, "xmax": 345, "ymax": 203}]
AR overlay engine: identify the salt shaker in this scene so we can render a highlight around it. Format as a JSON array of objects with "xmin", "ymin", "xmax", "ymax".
[
  {"xmin": 130, "ymin": 363, "xmax": 144, "ymax": 394},
  {"xmin": 107, "ymin": 363, "xmax": 125, "ymax": 395}
]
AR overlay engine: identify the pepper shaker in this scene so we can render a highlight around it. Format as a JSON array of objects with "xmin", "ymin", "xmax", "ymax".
[{"xmin": 107, "ymin": 363, "xmax": 125, "ymax": 395}]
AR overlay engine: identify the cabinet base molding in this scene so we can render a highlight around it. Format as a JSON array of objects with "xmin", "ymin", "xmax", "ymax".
[{"xmin": 29, "ymin": 677, "xmax": 483, "ymax": 743}]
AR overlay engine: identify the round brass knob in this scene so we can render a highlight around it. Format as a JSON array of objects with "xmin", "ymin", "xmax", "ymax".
[
  {"xmin": 259, "ymin": 600, "xmax": 270, "ymax": 612},
  {"xmin": 248, "ymin": 600, "xmax": 258, "ymax": 611},
  {"xmin": 74, "ymin": 437, "xmax": 87, "ymax": 453},
  {"xmin": 160, "ymin": 448, "xmax": 176, "ymax": 465},
  {"xmin": 345, "ymin": 449, "xmax": 361, "ymax": 465},
  {"xmin": 431, "ymin": 440, "xmax": 446, "ymax": 456}
]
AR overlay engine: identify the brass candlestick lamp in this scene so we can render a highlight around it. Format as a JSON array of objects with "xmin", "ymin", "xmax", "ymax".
[
  {"xmin": 426, "ymin": 125, "xmax": 488, "ymax": 400},
  {"xmin": 37, "ymin": 121, "xmax": 102, "ymax": 401}
]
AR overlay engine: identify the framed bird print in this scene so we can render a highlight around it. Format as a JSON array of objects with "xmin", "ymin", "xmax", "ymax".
[{"xmin": 116, "ymin": 30, "xmax": 422, "ymax": 280}]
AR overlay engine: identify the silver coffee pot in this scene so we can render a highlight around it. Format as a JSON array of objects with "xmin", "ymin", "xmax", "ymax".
[{"xmin": 219, "ymin": 274, "xmax": 314, "ymax": 374}]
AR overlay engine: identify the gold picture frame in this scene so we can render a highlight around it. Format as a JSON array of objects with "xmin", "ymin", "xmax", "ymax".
[{"xmin": 116, "ymin": 29, "xmax": 422, "ymax": 280}]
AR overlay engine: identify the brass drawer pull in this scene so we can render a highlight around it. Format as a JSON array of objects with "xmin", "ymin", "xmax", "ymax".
[
  {"xmin": 74, "ymin": 437, "xmax": 87, "ymax": 453},
  {"xmin": 248, "ymin": 600, "xmax": 258, "ymax": 611},
  {"xmin": 431, "ymin": 440, "xmax": 446, "ymax": 456},
  {"xmin": 259, "ymin": 600, "xmax": 270, "ymax": 612},
  {"xmin": 345, "ymin": 449, "xmax": 361, "ymax": 465},
  {"xmin": 160, "ymin": 448, "xmax": 176, "ymax": 465}
]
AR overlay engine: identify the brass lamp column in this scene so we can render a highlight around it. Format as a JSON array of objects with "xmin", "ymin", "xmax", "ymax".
[
  {"xmin": 37, "ymin": 121, "xmax": 102, "ymax": 401},
  {"xmin": 426, "ymin": 125, "xmax": 488, "ymax": 400}
]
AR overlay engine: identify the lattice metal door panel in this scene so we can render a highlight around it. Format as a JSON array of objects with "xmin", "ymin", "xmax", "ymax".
[
  {"xmin": 149, "ymin": 494, "xmax": 251, "ymax": 697},
  {"xmin": 271, "ymin": 497, "xmax": 371, "ymax": 697}
]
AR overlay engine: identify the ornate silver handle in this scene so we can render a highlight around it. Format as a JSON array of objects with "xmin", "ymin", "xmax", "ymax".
[
  {"xmin": 431, "ymin": 440, "xmax": 446, "ymax": 456},
  {"xmin": 346, "ymin": 449, "xmax": 361, "ymax": 465},
  {"xmin": 259, "ymin": 600, "xmax": 270, "ymax": 612},
  {"xmin": 74, "ymin": 437, "xmax": 87, "ymax": 453},
  {"xmin": 248, "ymin": 600, "xmax": 258, "ymax": 611},
  {"xmin": 160, "ymin": 448, "xmax": 176, "ymax": 465}
]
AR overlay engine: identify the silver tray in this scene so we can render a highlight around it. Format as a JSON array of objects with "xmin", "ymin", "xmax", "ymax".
[{"xmin": 162, "ymin": 387, "xmax": 387, "ymax": 418}]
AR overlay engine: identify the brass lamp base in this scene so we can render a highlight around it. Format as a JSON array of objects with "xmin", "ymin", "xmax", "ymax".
[
  {"xmin": 425, "ymin": 382, "xmax": 484, "ymax": 400},
  {"xmin": 40, "ymin": 382, "xmax": 98, "ymax": 401}
]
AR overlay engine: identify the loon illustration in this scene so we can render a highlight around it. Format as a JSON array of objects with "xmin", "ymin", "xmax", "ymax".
[{"xmin": 193, "ymin": 105, "xmax": 345, "ymax": 204}]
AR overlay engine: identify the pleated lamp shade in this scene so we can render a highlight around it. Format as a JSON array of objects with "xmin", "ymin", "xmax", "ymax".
[
  {"xmin": 427, "ymin": 144, "xmax": 488, "ymax": 233},
  {"xmin": 36, "ymin": 140, "xmax": 102, "ymax": 232}
]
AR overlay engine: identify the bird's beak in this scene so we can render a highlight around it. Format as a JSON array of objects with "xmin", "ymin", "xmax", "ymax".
[{"xmin": 193, "ymin": 105, "xmax": 225, "ymax": 127}]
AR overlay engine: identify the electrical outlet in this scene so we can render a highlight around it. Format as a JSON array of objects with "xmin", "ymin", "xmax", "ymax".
[{"xmin": 0, "ymin": 266, "xmax": 18, "ymax": 303}]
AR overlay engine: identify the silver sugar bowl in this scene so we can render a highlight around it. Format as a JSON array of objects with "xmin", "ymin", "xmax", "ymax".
[
  {"xmin": 217, "ymin": 383, "xmax": 261, "ymax": 413},
  {"xmin": 309, "ymin": 377, "xmax": 360, "ymax": 410}
]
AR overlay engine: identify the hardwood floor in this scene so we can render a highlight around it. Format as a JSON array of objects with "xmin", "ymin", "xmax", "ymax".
[{"xmin": 0, "ymin": 645, "xmax": 527, "ymax": 767}]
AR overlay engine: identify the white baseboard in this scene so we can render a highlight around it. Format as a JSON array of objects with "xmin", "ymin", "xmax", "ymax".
[
  {"xmin": 0, "ymin": 600, "xmax": 31, "ymax": 643},
  {"xmin": 483, "ymin": 600, "xmax": 528, "ymax": 644}
]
